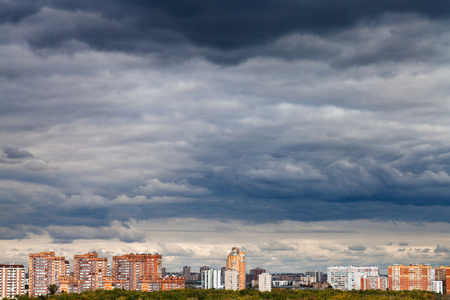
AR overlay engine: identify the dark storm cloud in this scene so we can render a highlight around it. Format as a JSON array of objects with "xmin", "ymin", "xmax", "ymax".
[
  {"xmin": 47, "ymin": 0, "xmax": 450, "ymax": 48},
  {"xmin": 347, "ymin": 245, "xmax": 366, "ymax": 252},
  {"xmin": 1, "ymin": 0, "xmax": 450, "ymax": 252},
  {"xmin": 2, "ymin": 145, "xmax": 33, "ymax": 159},
  {"xmin": 434, "ymin": 244, "xmax": 450, "ymax": 253},
  {"xmin": 0, "ymin": 0, "xmax": 40, "ymax": 23},
  {"xmin": 6, "ymin": 0, "xmax": 450, "ymax": 65}
]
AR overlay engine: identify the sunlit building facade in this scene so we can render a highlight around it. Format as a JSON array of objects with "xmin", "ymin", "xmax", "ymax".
[
  {"xmin": 201, "ymin": 269, "xmax": 222, "ymax": 289},
  {"xmin": 258, "ymin": 273, "xmax": 272, "ymax": 292},
  {"xmin": 74, "ymin": 251, "xmax": 107, "ymax": 291},
  {"xmin": 226, "ymin": 247, "xmax": 246, "ymax": 290},
  {"xmin": 360, "ymin": 276, "xmax": 388, "ymax": 290},
  {"xmin": 224, "ymin": 270, "xmax": 239, "ymax": 291},
  {"xmin": 388, "ymin": 264, "xmax": 433, "ymax": 291},
  {"xmin": 29, "ymin": 251, "xmax": 68, "ymax": 297},
  {"xmin": 327, "ymin": 266, "xmax": 379, "ymax": 290},
  {"xmin": 103, "ymin": 253, "xmax": 184, "ymax": 292},
  {"xmin": 0, "ymin": 264, "xmax": 26, "ymax": 298}
]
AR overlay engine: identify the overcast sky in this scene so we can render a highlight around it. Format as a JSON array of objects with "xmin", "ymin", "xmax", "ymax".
[{"xmin": 1, "ymin": 0, "xmax": 450, "ymax": 274}]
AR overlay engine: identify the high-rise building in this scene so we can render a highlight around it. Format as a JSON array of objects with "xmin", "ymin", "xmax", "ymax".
[
  {"xmin": 183, "ymin": 266, "xmax": 191, "ymax": 281},
  {"xmin": 258, "ymin": 273, "xmax": 272, "ymax": 292},
  {"xmin": 435, "ymin": 266, "xmax": 450, "ymax": 294},
  {"xmin": 105, "ymin": 253, "xmax": 162, "ymax": 290},
  {"xmin": 226, "ymin": 247, "xmax": 245, "ymax": 290},
  {"xmin": 360, "ymin": 276, "xmax": 388, "ymax": 290},
  {"xmin": 29, "ymin": 251, "xmax": 68, "ymax": 297},
  {"xmin": 327, "ymin": 266, "xmax": 379, "ymax": 290},
  {"xmin": 224, "ymin": 270, "xmax": 239, "ymax": 291},
  {"xmin": 103, "ymin": 253, "xmax": 184, "ymax": 292},
  {"xmin": 249, "ymin": 268, "xmax": 266, "ymax": 282},
  {"xmin": 201, "ymin": 269, "xmax": 222, "ymax": 289},
  {"xmin": 221, "ymin": 267, "xmax": 226, "ymax": 284},
  {"xmin": 73, "ymin": 252, "xmax": 107, "ymax": 291},
  {"xmin": 389, "ymin": 264, "xmax": 433, "ymax": 291},
  {"xmin": 433, "ymin": 281, "xmax": 444, "ymax": 294},
  {"xmin": 306, "ymin": 270, "xmax": 323, "ymax": 283},
  {"xmin": 0, "ymin": 264, "xmax": 26, "ymax": 298}
]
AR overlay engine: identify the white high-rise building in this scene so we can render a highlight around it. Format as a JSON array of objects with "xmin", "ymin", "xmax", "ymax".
[
  {"xmin": 0, "ymin": 264, "xmax": 26, "ymax": 298},
  {"xmin": 432, "ymin": 281, "xmax": 443, "ymax": 294},
  {"xmin": 224, "ymin": 270, "xmax": 239, "ymax": 291},
  {"xmin": 201, "ymin": 269, "xmax": 222, "ymax": 289},
  {"xmin": 258, "ymin": 273, "xmax": 272, "ymax": 292},
  {"xmin": 327, "ymin": 266, "xmax": 379, "ymax": 290}
]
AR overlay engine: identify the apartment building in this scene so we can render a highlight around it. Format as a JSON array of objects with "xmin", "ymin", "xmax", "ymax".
[
  {"xmin": 224, "ymin": 270, "xmax": 239, "ymax": 291},
  {"xmin": 60, "ymin": 251, "xmax": 108, "ymax": 293},
  {"xmin": 201, "ymin": 269, "xmax": 221, "ymax": 289},
  {"xmin": 249, "ymin": 268, "xmax": 266, "ymax": 282},
  {"xmin": 258, "ymin": 273, "xmax": 272, "ymax": 292},
  {"xmin": 360, "ymin": 276, "xmax": 388, "ymax": 290},
  {"xmin": 306, "ymin": 270, "xmax": 323, "ymax": 283},
  {"xmin": 435, "ymin": 266, "xmax": 450, "ymax": 294},
  {"xmin": 74, "ymin": 251, "xmax": 107, "ymax": 290},
  {"xmin": 0, "ymin": 264, "xmax": 25, "ymax": 298},
  {"xmin": 388, "ymin": 264, "xmax": 433, "ymax": 291},
  {"xmin": 29, "ymin": 251, "xmax": 68, "ymax": 297},
  {"xmin": 226, "ymin": 247, "xmax": 246, "ymax": 290},
  {"xmin": 104, "ymin": 253, "xmax": 184, "ymax": 292},
  {"xmin": 327, "ymin": 266, "xmax": 379, "ymax": 290}
]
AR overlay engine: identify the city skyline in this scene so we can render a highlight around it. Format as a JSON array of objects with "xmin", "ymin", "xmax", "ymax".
[{"xmin": 2, "ymin": 1, "xmax": 450, "ymax": 273}]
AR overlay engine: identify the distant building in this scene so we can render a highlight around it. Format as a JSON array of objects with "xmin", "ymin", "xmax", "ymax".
[
  {"xmin": 0, "ymin": 263, "xmax": 26, "ymax": 298},
  {"xmin": 199, "ymin": 266, "xmax": 210, "ymax": 273},
  {"xmin": 272, "ymin": 280, "xmax": 289, "ymax": 287},
  {"xmin": 29, "ymin": 251, "xmax": 68, "ymax": 297},
  {"xmin": 293, "ymin": 276, "xmax": 316, "ymax": 286},
  {"xmin": 183, "ymin": 266, "xmax": 191, "ymax": 281},
  {"xmin": 221, "ymin": 267, "xmax": 226, "ymax": 284},
  {"xmin": 102, "ymin": 253, "xmax": 184, "ymax": 292},
  {"xmin": 435, "ymin": 266, "xmax": 450, "ymax": 294},
  {"xmin": 226, "ymin": 247, "xmax": 245, "ymax": 290},
  {"xmin": 201, "ymin": 269, "xmax": 222, "ymax": 289},
  {"xmin": 312, "ymin": 282, "xmax": 331, "ymax": 290},
  {"xmin": 327, "ymin": 266, "xmax": 379, "ymax": 290},
  {"xmin": 389, "ymin": 264, "xmax": 433, "ymax": 291},
  {"xmin": 249, "ymin": 268, "xmax": 266, "ymax": 282},
  {"xmin": 224, "ymin": 270, "xmax": 239, "ymax": 291},
  {"xmin": 258, "ymin": 273, "xmax": 272, "ymax": 292},
  {"xmin": 103, "ymin": 253, "xmax": 162, "ymax": 291},
  {"xmin": 360, "ymin": 276, "xmax": 388, "ymax": 290},
  {"xmin": 306, "ymin": 270, "xmax": 323, "ymax": 283}
]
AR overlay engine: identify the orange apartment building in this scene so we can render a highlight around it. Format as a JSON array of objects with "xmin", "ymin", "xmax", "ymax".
[
  {"xmin": 59, "ymin": 277, "xmax": 84, "ymax": 294},
  {"xmin": 59, "ymin": 251, "xmax": 108, "ymax": 293},
  {"xmin": 360, "ymin": 276, "xmax": 388, "ymax": 290},
  {"xmin": 226, "ymin": 247, "xmax": 246, "ymax": 290},
  {"xmin": 388, "ymin": 264, "xmax": 433, "ymax": 291},
  {"xmin": 74, "ymin": 251, "xmax": 107, "ymax": 290},
  {"xmin": 103, "ymin": 253, "xmax": 184, "ymax": 292},
  {"xmin": 0, "ymin": 264, "xmax": 26, "ymax": 298},
  {"xmin": 435, "ymin": 266, "xmax": 450, "ymax": 294},
  {"xmin": 29, "ymin": 251, "xmax": 69, "ymax": 297}
]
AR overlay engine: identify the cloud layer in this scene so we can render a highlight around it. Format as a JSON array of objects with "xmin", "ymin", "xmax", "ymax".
[{"xmin": 1, "ymin": 0, "xmax": 450, "ymax": 271}]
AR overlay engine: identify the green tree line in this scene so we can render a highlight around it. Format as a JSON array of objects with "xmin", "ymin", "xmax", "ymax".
[{"xmin": 6, "ymin": 288, "xmax": 449, "ymax": 300}]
